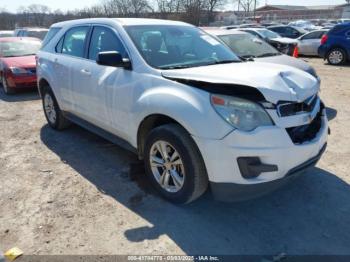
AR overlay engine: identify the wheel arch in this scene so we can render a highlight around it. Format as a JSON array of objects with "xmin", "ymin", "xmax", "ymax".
[
  {"xmin": 327, "ymin": 45, "xmax": 347, "ymax": 56},
  {"xmin": 38, "ymin": 78, "xmax": 51, "ymax": 97},
  {"xmin": 137, "ymin": 114, "xmax": 191, "ymax": 159}
]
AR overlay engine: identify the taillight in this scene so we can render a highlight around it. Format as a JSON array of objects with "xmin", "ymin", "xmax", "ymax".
[{"xmin": 321, "ymin": 34, "xmax": 328, "ymax": 45}]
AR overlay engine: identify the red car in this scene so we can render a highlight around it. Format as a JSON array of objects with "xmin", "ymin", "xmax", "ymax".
[{"xmin": 0, "ymin": 37, "xmax": 41, "ymax": 94}]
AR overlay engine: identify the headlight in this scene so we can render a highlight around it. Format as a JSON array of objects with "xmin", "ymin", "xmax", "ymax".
[
  {"xmin": 211, "ymin": 94, "xmax": 274, "ymax": 131},
  {"xmin": 9, "ymin": 67, "xmax": 28, "ymax": 75}
]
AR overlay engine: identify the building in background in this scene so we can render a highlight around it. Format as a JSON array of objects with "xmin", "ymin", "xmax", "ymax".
[{"xmin": 214, "ymin": 4, "xmax": 350, "ymax": 26}]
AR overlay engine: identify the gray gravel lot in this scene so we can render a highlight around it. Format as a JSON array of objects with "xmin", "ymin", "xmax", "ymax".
[{"xmin": 0, "ymin": 58, "xmax": 349, "ymax": 256}]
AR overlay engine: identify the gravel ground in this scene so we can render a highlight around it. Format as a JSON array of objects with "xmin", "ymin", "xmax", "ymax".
[{"xmin": 0, "ymin": 58, "xmax": 349, "ymax": 256}]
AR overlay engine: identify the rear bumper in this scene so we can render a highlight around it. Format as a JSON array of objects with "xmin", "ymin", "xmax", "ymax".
[
  {"xmin": 318, "ymin": 45, "xmax": 327, "ymax": 59},
  {"xmin": 211, "ymin": 143, "xmax": 327, "ymax": 202}
]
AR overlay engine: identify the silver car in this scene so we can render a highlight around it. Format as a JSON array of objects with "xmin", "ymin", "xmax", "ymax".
[
  {"xmin": 297, "ymin": 30, "xmax": 328, "ymax": 56},
  {"xmin": 205, "ymin": 29, "xmax": 319, "ymax": 79}
]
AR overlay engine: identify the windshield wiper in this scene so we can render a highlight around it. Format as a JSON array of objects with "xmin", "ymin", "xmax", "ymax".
[
  {"xmin": 208, "ymin": 59, "xmax": 240, "ymax": 65},
  {"xmin": 159, "ymin": 64, "xmax": 192, "ymax": 70},
  {"xmin": 256, "ymin": 53, "xmax": 281, "ymax": 58},
  {"xmin": 239, "ymin": 55, "xmax": 256, "ymax": 61}
]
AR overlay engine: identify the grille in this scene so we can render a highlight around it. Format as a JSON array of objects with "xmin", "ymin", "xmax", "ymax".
[
  {"xmin": 286, "ymin": 103, "xmax": 324, "ymax": 144},
  {"xmin": 25, "ymin": 68, "xmax": 36, "ymax": 75},
  {"xmin": 277, "ymin": 95, "xmax": 319, "ymax": 117}
]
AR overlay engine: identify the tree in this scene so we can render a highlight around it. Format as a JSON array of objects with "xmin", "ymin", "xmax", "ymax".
[
  {"xmin": 204, "ymin": 0, "xmax": 228, "ymax": 23},
  {"xmin": 17, "ymin": 4, "xmax": 51, "ymax": 27},
  {"xmin": 239, "ymin": 0, "xmax": 256, "ymax": 13}
]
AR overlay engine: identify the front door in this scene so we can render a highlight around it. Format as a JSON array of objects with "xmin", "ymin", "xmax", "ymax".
[{"xmin": 81, "ymin": 25, "xmax": 132, "ymax": 136}]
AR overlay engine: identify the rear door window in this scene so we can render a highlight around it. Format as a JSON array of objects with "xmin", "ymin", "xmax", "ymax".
[
  {"xmin": 302, "ymin": 31, "xmax": 323, "ymax": 40},
  {"xmin": 271, "ymin": 27, "xmax": 283, "ymax": 33},
  {"xmin": 61, "ymin": 26, "xmax": 90, "ymax": 58}
]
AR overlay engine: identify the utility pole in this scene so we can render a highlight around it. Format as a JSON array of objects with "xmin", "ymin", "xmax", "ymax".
[
  {"xmin": 254, "ymin": 0, "xmax": 257, "ymax": 19},
  {"xmin": 238, "ymin": 0, "xmax": 240, "ymax": 24}
]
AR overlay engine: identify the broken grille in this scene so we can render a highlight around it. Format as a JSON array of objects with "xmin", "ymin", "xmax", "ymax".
[{"xmin": 277, "ymin": 95, "xmax": 319, "ymax": 117}]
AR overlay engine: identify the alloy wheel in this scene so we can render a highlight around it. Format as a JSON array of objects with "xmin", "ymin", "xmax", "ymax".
[
  {"xmin": 44, "ymin": 93, "xmax": 57, "ymax": 124},
  {"xmin": 149, "ymin": 140, "xmax": 185, "ymax": 193}
]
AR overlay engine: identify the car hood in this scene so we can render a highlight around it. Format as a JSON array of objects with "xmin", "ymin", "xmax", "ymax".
[
  {"xmin": 270, "ymin": 37, "xmax": 298, "ymax": 44},
  {"xmin": 254, "ymin": 54, "xmax": 314, "ymax": 76},
  {"xmin": 161, "ymin": 62, "xmax": 319, "ymax": 104},
  {"xmin": 1, "ymin": 55, "xmax": 36, "ymax": 68}
]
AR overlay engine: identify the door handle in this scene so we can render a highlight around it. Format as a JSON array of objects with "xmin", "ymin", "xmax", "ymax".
[{"xmin": 80, "ymin": 69, "xmax": 91, "ymax": 76}]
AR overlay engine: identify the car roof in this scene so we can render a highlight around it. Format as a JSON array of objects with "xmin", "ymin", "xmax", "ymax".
[
  {"xmin": 268, "ymin": 25, "xmax": 288, "ymax": 28},
  {"xmin": 335, "ymin": 22, "xmax": 350, "ymax": 26},
  {"xmin": 52, "ymin": 18, "xmax": 191, "ymax": 28},
  {"xmin": 239, "ymin": 27, "xmax": 267, "ymax": 31},
  {"xmin": 205, "ymin": 29, "xmax": 249, "ymax": 36},
  {"xmin": 0, "ymin": 37, "xmax": 42, "ymax": 42}
]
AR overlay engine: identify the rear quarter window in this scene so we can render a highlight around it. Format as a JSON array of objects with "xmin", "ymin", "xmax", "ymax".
[{"xmin": 42, "ymin": 28, "xmax": 61, "ymax": 47}]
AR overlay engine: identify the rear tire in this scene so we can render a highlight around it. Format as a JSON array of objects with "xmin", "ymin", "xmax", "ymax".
[
  {"xmin": 144, "ymin": 124, "xmax": 208, "ymax": 204},
  {"xmin": 327, "ymin": 48, "xmax": 346, "ymax": 65},
  {"xmin": 41, "ymin": 85, "xmax": 71, "ymax": 130},
  {"xmin": 2, "ymin": 75, "xmax": 15, "ymax": 95}
]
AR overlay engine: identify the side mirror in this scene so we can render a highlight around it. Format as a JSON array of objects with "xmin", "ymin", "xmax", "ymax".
[{"xmin": 97, "ymin": 51, "xmax": 131, "ymax": 69}]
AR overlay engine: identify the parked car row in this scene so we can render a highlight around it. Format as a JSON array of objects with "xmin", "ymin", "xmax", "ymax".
[
  {"xmin": 204, "ymin": 28, "xmax": 318, "ymax": 78},
  {"xmin": 0, "ymin": 27, "xmax": 48, "ymax": 40},
  {"xmin": 0, "ymin": 18, "xmax": 330, "ymax": 204},
  {"xmin": 221, "ymin": 21, "xmax": 350, "ymax": 66}
]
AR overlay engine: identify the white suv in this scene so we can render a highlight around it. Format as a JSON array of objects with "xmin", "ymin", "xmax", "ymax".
[{"xmin": 37, "ymin": 18, "xmax": 328, "ymax": 204}]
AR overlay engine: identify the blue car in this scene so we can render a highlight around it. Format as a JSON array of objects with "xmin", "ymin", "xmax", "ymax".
[{"xmin": 318, "ymin": 23, "xmax": 350, "ymax": 65}]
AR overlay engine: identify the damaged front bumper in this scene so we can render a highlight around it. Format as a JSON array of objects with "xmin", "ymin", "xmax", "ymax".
[
  {"xmin": 192, "ymin": 102, "xmax": 329, "ymax": 202},
  {"xmin": 210, "ymin": 143, "xmax": 327, "ymax": 202}
]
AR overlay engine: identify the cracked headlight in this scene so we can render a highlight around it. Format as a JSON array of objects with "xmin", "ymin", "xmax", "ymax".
[{"xmin": 211, "ymin": 94, "xmax": 274, "ymax": 131}]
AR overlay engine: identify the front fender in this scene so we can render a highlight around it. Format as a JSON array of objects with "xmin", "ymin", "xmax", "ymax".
[{"xmin": 132, "ymin": 85, "xmax": 233, "ymax": 143}]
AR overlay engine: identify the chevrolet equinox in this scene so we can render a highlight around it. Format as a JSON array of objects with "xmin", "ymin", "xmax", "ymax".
[{"xmin": 37, "ymin": 18, "xmax": 328, "ymax": 203}]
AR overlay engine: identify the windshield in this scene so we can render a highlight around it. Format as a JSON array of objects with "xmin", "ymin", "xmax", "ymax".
[
  {"xmin": 125, "ymin": 25, "xmax": 240, "ymax": 69},
  {"xmin": 0, "ymin": 40, "xmax": 41, "ymax": 57},
  {"xmin": 218, "ymin": 33, "xmax": 280, "ymax": 59},
  {"xmin": 257, "ymin": 29, "xmax": 280, "ymax": 39},
  {"xmin": 28, "ymin": 30, "xmax": 48, "ymax": 40}
]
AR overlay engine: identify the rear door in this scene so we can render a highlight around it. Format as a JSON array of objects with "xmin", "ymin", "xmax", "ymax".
[{"xmin": 59, "ymin": 26, "xmax": 91, "ymax": 117}]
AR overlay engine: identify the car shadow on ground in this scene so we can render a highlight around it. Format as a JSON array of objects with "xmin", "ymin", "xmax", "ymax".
[
  {"xmin": 0, "ymin": 87, "xmax": 40, "ymax": 102},
  {"xmin": 326, "ymin": 107, "xmax": 337, "ymax": 121},
  {"xmin": 40, "ymin": 124, "xmax": 350, "ymax": 255},
  {"xmin": 322, "ymin": 62, "xmax": 350, "ymax": 68}
]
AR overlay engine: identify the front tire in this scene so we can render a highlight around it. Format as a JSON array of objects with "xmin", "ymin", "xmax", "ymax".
[
  {"xmin": 2, "ymin": 75, "xmax": 15, "ymax": 95},
  {"xmin": 327, "ymin": 48, "xmax": 346, "ymax": 65},
  {"xmin": 144, "ymin": 124, "xmax": 208, "ymax": 204},
  {"xmin": 41, "ymin": 86, "xmax": 70, "ymax": 130}
]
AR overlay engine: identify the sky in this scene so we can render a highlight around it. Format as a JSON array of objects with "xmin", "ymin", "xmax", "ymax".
[{"xmin": 0, "ymin": 0, "xmax": 347, "ymax": 13}]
